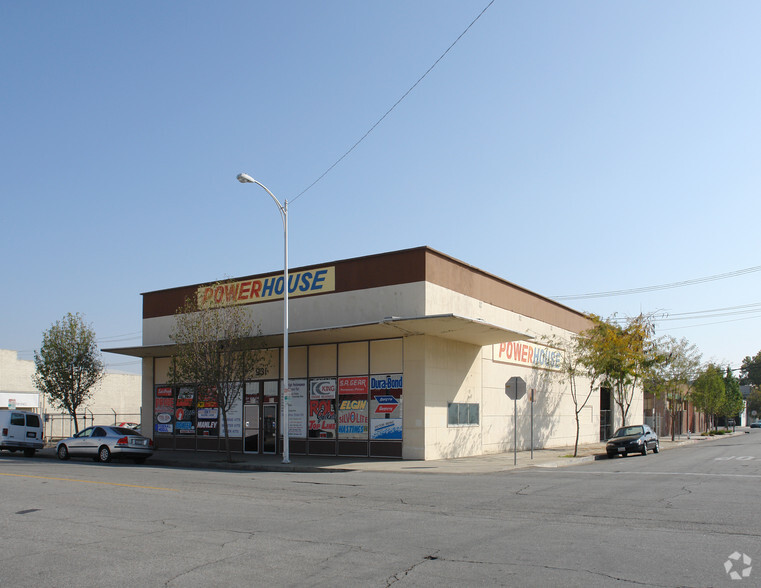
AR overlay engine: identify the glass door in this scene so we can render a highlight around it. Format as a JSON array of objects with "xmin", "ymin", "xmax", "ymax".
[
  {"xmin": 262, "ymin": 403, "xmax": 277, "ymax": 454},
  {"xmin": 244, "ymin": 405, "xmax": 260, "ymax": 453}
]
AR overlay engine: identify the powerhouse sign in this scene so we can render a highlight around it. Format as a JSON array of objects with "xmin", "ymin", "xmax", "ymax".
[
  {"xmin": 197, "ymin": 266, "xmax": 335, "ymax": 307},
  {"xmin": 493, "ymin": 341, "xmax": 564, "ymax": 371}
]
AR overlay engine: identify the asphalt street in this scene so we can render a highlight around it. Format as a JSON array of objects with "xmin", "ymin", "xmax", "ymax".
[{"xmin": 1, "ymin": 430, "xmax": 760, "ymax": 587}]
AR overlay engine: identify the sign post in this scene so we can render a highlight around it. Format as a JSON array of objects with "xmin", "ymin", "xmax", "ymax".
[
  {"xmin": 529, "ymin": 388, "xmax": 537, "ymax": 459},
  {"xmin": 505, "ymin": 377, "xmax": 527, "ymax": 465}
]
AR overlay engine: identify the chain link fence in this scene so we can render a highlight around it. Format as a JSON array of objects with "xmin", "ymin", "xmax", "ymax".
[{"xmin": 43, "ymin": 410, "xmax": 142, "ymax": 442}]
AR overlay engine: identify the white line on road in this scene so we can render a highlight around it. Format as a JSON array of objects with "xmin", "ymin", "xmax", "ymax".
[{"xmin": 537, "ymin": 470, "xmax": 761, "ymax": 479}]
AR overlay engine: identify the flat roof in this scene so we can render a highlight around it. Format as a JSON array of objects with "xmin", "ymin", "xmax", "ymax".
[{"xmin": 140, "ymin": 246, "xmax": 591, "ymax": 334}]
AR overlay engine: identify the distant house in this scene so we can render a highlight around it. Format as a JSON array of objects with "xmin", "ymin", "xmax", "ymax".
[{"xmin": 0, "ymin": 349, "xmax": 141, "ymax": 438}]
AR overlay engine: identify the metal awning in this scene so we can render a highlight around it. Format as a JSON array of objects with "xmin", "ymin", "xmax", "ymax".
[{"xmin": 104, "ymin": 314, "xmax": 533, "ymax": 358}]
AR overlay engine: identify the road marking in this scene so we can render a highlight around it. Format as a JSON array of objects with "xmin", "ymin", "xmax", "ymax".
[
  {"xmin": 0, "ymin": 472, "xmax": 179, "ymax": 491},
  {"xmin": 537, "ymin": 470, "xmax": 761, "ymax": 479}
]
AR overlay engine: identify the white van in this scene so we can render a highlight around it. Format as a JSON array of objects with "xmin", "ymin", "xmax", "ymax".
[{"xmin": 0, "ymin": 410, "xmax": 45, "ymax": 457}]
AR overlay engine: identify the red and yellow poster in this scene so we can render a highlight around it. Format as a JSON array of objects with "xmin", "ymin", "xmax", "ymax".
[{"xmin": 337, "ymin": 376, "xmax": 368, "ymax": 439}]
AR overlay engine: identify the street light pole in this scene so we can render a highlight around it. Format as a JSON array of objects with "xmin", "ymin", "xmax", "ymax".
[{"xmin": 237, "ymin": 173, "xmax": 290, "ymax": 464}]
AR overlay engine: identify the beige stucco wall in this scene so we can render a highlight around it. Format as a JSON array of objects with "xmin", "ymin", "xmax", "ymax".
[
  {"xmin": 143, "ymin": 282, "xmax": 428, "ymax": 346},
  {"xmin": 0, "ymin": 349, "xmax": 142, "ymax": 435},
  {"xmin": 400, "ymin": 330, "xmax": 642, "ymax": 461}
]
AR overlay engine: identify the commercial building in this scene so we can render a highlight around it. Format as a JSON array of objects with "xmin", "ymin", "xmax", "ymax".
[
  {"xmin": 108, "ymin": 247, "xmax": 642, "ymax": 460},
  {"xmin": 0, "ymin": 349, "xmax": 141, "ymax": 439}
]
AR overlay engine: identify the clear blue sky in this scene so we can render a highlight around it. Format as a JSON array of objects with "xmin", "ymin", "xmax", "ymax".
[{"xmin": 2, "ymin": 1, "xmax": 760, "ymax": 375}]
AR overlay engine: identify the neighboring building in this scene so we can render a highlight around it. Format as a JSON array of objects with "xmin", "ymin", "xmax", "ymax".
[
  {"xmin": 0, "ymin": 349, "xmax": 141, "ymax": 439},
  {"xmin": 644, "ymin": 389, "xmax": 707, "ymax": 438},
  {"xmin": 108, "ymin": 247, "xmax": 643, "ymax": 460}
]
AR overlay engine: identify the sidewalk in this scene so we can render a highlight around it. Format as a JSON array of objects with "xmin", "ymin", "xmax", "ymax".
[{"xmin": 35, "ymin": 432, "xmax": 734, "ymax": 475}]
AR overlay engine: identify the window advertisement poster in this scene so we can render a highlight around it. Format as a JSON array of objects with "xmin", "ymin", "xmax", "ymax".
[
  {"xmin": 175, "ymin": 386, "xmax": 196, "ymax": 435},
  {"xmin": 337, "ymin": 376, "xmax": 369, "ymax": 439},
  {"xmin": 308, "ymin": 378, "xmax": 336, "ymax": 438},
  {"xmin": 154, "ymin": 387, "xmax": 174, "ymax": 434},
  {"xmin": 370, "ymin": 418, "xmax": 402, "ymax": 440},
  {"xmin": 284, "ymin": 379, "xmax": 308, "ymax": 438},
  {"xmin": 197, "ymin": 387, "xmax": 219, "ymax": 436},
  {"xmin": 370, "ymin": 374, "xmax": 403, "ymax": 440},
  {"xmin": 221, "ymin": 383, "xmax": 243, "ymax": 438},
  {"xmin": 244, "ymin": 381, "xmax": 260, "ymax": 405}
]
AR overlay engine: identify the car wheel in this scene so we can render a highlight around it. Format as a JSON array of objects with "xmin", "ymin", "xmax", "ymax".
[
  {"xmin": 653, "ymin": 442, "xmax": 660, "ymax": 454},
  {"xmin": 641, "ymin": 444, "xmax": 647, "ymax": 456},
  {"xmin": 98, "ymin": 446, "xmax": 112, "ymax": 463},
  {"xmin": 57, "ymin": 445, "xmax": 69, "ymax": 460},
  {"xmin": 24, "ymin": 448, "xmax": 36, "ymax": 457}
]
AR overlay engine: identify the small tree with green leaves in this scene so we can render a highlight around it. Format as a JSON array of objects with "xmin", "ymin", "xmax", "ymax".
[
  {"xmin": 692, "ymin": 364, "xmax": 725, "ymax": 431},
  {"xmin": 546, "ymin": 333, "xmax": 599, "ymax": 457},
  {"xmin": 33, "ymin": 312, "xmax": 104, "ymax": 433},
  {"xmin": 722, "ymin": 366, "xmax": 744, "ymax": 427},
  {"xmin": 168, "ymin": 281, "xmax": 267, "ymax": 462},
  {"xmin": 648, "ymin": 336, "xmax": 701, "ymax": 440},
  {"xmin": 576, "ymin": 313, "xmax": 661, "ymax": 428}
]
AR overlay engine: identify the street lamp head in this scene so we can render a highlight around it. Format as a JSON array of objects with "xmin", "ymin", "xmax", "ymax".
[{"xmin": 237, "ymin": 173, "xmax": 255, "ymax": 184}]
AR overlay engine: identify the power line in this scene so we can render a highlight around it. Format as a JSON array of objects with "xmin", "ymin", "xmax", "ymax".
[
  {"xmin": 553, "ymin": 264, "xmax": 761, "ymax": 301},
  {"xmin": 290, "ymin": 0, "xmax": 495, "ymax": 204},
  {"xmin": 661, "ymin": 302, "xmax": 761, "ymax": 318},
  {"xmin": 659, "ymin": 312, "xmax": 761, "ymax": 331},
  {"xmin": 606, "ymin": 303, "xmax": 761, "ymax": 324}
]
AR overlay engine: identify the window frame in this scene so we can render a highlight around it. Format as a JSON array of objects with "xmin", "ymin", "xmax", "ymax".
[{"xmin": 447, "ymin": 402, "xmax": 480, "ymax": 427}]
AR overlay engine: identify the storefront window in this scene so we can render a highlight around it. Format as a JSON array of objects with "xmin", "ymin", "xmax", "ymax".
[
  {"xmin": 196, "ymin": 387, "xmax": 219, "ymax": 436},
  {"xmin": 370, "ymin": 374, "xmax": 403, "ymax": 440},
  {"xmin": 154, "ymin": 386, "xmax": 174, "ymax": 434},
  {"xmin": 308, "ymin": 377, "xmax": 337, "ymax": 439},
  {"xmin": 175, "ymin": 386, "xmax": 196, "ymax": 435},
  {"xmin": 337, "ymin": 376, "xmax": 369, "ymax": 439}
]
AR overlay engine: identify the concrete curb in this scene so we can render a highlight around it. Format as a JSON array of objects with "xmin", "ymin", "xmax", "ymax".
[{"xmin": 14, "ymin": 429, "xmax": 750, "ymax": 475}]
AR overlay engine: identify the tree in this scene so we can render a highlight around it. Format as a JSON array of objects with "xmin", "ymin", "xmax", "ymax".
[
  {"xmin": 577, "ymin": 313, "xmax": 660, "ymax": 427},
  {"xmin": 33, "ymin": 312, "xmax": 104, "ymax": 433},
  {"xmin": 722, "ymin": 366, "xmax": 744, "ymax": 425},
  {"xmin": 740, "ymin": 350, "xmax": 761, "ymax": 387},
  {"xmin": 168, "ymin": 281, "xmax": 267, "ymax": 462},
  {"xmin": 747, "ymin": 389, "xmax": 761, "ymax": 422},
  {"xmin": 648, "ymin": 336, "xmax": 701, "ymax": 440},
  {"xmin": 546, "ymin": 333, "xmax": 599, "ymax": 457},
  {"xmin": 692, "ymin": 364, "xmax": 725, "ymax": 431}
]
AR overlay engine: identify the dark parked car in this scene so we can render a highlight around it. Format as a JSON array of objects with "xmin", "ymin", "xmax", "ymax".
[
  {"xmin": 750, "ymin": 421, "xmax": 761, "ymax": 429},
  {"xmin": 56, "ymin": 426, "xmax": 153, "ymax": 463},
  {"xmin": 606, "ymin": 424, "xmax": 659, "ymax": 458}
]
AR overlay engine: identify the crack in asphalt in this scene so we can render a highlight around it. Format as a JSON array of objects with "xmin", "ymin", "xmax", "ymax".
[{"xmin": 385, "ymin": 551, "xmax": 441, "ymax": 586}]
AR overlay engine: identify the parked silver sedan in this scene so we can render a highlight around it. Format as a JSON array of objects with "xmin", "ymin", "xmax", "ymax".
[{"xmin": 56, "ymin": 426, "xmax": 153, "ymax": 463}]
